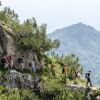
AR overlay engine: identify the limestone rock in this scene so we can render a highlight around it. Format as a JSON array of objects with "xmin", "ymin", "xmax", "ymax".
[
  {"xmin": 96, "ymin": 96, "xmax": 100, "ymax": 100},
  {"xmin": 0, "ymin": 24, "xmax": 15, "ymax": 55},
  {"xmin": 0, "ymin": 23, "xmax": 42, "ymax": 70},
  {"xmin": 0, "ymin": 70, "xmax": 34, "ymax": 89}
]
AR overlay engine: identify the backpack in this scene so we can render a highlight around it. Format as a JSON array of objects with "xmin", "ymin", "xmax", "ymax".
[{"xmin": 85, "ymin": 73, "xmax": 89, "ymax": 78}]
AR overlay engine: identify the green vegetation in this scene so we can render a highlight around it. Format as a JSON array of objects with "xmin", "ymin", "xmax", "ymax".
[
  {"xmin": 0, "ymin": 7, "xmax": 20, "ymax": 33},
  {"xmin": 0, "ymin": 5, "xmax": 60, "ymax": 63},
  {"xmin": 0, "ymin": 85, "xmax": 86, "ymax": 100},
  {"xmin": 0, "ymin": 87, "xmax": 39, "ymax": 100},
  {"xmin": 0, "ymin": 3, "xmax": 89, "ymax": 100},
  {"xmin": 39, "ymin": 71, "xmax": 85, "ymax": 100}
]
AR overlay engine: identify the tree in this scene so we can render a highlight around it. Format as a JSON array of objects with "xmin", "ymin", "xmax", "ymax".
[
  {"xmin": 55, "ymin": 54, "xmax": 83, "ymax": 79},
  {"xmin": 0, "ymin": 7, "xmax": 20, "ymax": 33},
  {"xmin": 13, "ymin": 17, "xmax": 60, "ymax": 69},
  {"xmin": 0, "ymin": 5, "xmax": 60, "ymax": 69},
  {"xmin": 17, "ymin": 18, "xmax": 60, "ymax": 56}
]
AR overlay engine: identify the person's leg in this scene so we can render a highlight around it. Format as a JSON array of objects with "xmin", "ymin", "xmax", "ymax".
[
  {"xmin": 86, "ymin": 79, "xmax": 89, "ymax": 86},
  {"xmin": 89, "ymin": 79, "xmax": 92, "ymax": 87},
  {"xmin": 64, "ymin": 74, "xmax": 67, "ymax": 84},
  {"xmin": 9, "ymin": 62, "xmax": 12, "ymax": 69},
  {"xmin": 4, "ymin": 63, "xmax": 8, "ymax": 69},
  {"xmin": 10, "ymin": 61, "xmax": 13, "ymax": 69},
  {"xmin": 30, "ymin": 67, "xmax": 32, "ymax": 73}
]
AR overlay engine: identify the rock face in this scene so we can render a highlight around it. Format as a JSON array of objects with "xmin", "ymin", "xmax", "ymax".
[
  {"xmin": 0, "ymin": 24, "xmax": 15, "ymax": 55},
  {"xmin": 0, "ymin": 46, "xmax": 3, "ymax": 56},
  {"xmin": 0, "ymin": 70, "xmax": 35, "ymax": 89},
  {"xmin": 0, "ymin": 23, "xmax": 41, "ymax": 70}
]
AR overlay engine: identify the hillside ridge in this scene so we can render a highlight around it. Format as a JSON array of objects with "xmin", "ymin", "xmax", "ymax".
[{"xmin": 48, "ymin": 23, "xmax": 100, "ymax": 85}]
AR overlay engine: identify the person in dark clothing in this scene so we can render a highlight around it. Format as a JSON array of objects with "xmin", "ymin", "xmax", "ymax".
[
  {"xmin": 1, "ymin": 54, "xmax": 13, "ymax": 69},
  {"xmin": 1, "ymin": 56, "xmax": 6, "ymax": 67},
  {"xmin": 17, "ymin": 56, "xmax": 24, "ymax": 72},
  {"xmin": 86, "ymin": 71, "xmax": 92, "ymax": 87}
]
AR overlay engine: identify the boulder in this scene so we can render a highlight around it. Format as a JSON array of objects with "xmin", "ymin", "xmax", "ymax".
[
  {"xmin": 96, "ymin": 96, "xmax": 100, "ymax": 100},
  {"xmin": 0, "ymin": 70, "xmax": 34, "ymax": 89}
]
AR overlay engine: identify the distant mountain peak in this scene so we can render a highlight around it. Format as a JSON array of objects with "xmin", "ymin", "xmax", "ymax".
[
  {"xmin": 69, "ymin": 22, "xmax": 96, "ymax": 31},
  {"xmin": 74, "ymin": 22, "xmax": 85, "ymax": 26},
  {"xmin": 55, "ymin": 22, "xmax": 97, "ymax": 33},
  {"xmin": 69, "ymin": 22, "xmax": 89, "ymax": 28},
  {"xmin": 52, "ymin": 23, "xmax": 96, "ymax": 34}
]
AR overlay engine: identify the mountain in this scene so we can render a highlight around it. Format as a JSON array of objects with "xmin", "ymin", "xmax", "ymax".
[{"xmin": 48, "ymin": 23, "xmax": 100, "ymax": 85}]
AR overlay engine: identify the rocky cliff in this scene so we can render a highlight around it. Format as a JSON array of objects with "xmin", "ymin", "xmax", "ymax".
[
  {"xmin": 0, "ymin": 23, "xmax": 15, "ymax": 55},
  {"xmin": 0, "ymin": 22, "xmax": 41, "ymax": 70}
]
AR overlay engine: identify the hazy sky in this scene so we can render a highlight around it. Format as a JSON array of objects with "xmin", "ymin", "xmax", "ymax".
[{"xmin": 1, "ymin": 0, "xmax": 100, "ymax": 33}]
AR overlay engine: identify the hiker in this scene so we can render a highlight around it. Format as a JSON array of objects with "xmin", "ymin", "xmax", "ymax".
[
  {"xmin": 62, "ymin": 64, "xmax": 68, "ymax": 77},
  {"xmin": 74, "ymin": 69, "xmax": 79, "ymax": 79},
  {"xmin": 7, "ymin": 54, "xmax": 14, "ymax": 69},
  {"xmin": 1, "ymin": 55, "xmax": 9, "ymax": 69},
  {"xmin": 17, "ymin": 56, "xmax": 24, "ymax": 72},
  {"xmin": 29, "ymin": 60, "xmax": 36, "ymax": 72},
  {"xmin": 62, "ymin": 64, "xmax": 68, "ymax": 84},
  {"xmin": 32, "ymin": 62, "xmax": 36, "ymax": 72},
  {"xmin": 85, "ymin": 71, "xmax": 92, "ymax": 87},
  {"xmin": 1, "ymin": 54, "xmax": 14, "ymax": 69},
  {"xmin": 1, "ymin": 55, "xmax": 7, "ymax": 68}
]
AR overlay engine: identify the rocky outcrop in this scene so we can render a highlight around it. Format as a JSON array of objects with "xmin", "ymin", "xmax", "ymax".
[
  {"xmin": 0, "ymin": 70, "xmax": 35, "ymax": 89},
  {"xmin": 66, "ymin": 84, "xmax": 100, "ymax": 100},
  {"xmin": 0, "ymin": 23, "xmax": 15, "ymax": 55},
  {"xmin": 0, "ymin": 23, "xmax": 42, "ymax": 70}
]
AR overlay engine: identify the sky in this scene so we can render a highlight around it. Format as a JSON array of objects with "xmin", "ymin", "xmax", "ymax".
[{"xmin": 0, "ymin": 0, "xmax": 100, "ymax": 33}]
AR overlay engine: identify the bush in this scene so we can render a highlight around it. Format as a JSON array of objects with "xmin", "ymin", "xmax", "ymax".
[
  {"xmin": 0, "ymin": 89, "xmax": 39, "ymax": 100},
  {"xmin": 39, "ymin": 74, "xmax": 85, "ymax": 100}
]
